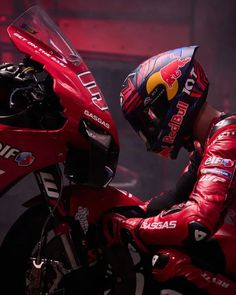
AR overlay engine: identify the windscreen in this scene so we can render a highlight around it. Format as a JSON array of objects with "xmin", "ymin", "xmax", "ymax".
[{"xmin": 10, "ymin": 5, "xmax": 82, "ymax": 66}]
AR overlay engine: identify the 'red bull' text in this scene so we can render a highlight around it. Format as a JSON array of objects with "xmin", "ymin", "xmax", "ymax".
[{"xmin": 163, "ymin": 101, "xmax": 189, "ymax": 144}]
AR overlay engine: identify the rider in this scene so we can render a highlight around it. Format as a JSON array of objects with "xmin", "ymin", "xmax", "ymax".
[{"xmin": 104, "ymin": 46, "xmax": 236, "ymax": 294}]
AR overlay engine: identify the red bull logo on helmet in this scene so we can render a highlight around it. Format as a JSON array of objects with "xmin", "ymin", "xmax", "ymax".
[
  {"xmin": 146, "ymin": 56, "xmax": 191, "ymax": 101},
  {"xmin": 160, "ymin": 57, "xmax": 190, "ymax": 88},
  {"xmin": 163, "ymin": 101, "xmax": 189, "ymax": 144}
]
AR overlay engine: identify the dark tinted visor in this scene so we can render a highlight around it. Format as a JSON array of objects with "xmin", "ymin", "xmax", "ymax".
[
  {"xmin": 128, "ymin": 109, "xmax": 161, "ymax": 149},
  {"xmin": 127, "ymin": 85, "xmax": 169, "ymax": 150}
]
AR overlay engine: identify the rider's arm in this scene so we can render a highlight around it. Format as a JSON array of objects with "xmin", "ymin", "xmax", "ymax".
[
  {"xmin": 137, "ymin": 127, "xmax": 236, "ymax": 246},
  {"xmin": 146, "ymin": 149, "xmax": 201, "ymax": 216}
]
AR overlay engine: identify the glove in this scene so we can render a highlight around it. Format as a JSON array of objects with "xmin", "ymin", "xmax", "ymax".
[{"xmin": 102, "ymin": 213, "xmax": 148, "ymax": 253}]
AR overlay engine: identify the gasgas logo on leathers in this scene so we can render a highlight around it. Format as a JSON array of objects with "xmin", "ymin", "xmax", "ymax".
[{"xmin": 140, "ymin": 220, "xmax": 177, "ymax": 230}]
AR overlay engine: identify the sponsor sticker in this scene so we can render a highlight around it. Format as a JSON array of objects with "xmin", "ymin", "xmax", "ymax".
[
  {"xmin": 163, "ymin": 101, "xmax": 188, "ymax": 144},
  {"xmin": 204, "ymin": 157, "xmax": 234, "ymax": 168},
  {"xmin": 199, "ymin": 175, "xmax": 226, "ymax": 183},
  {"xmin": 140, "ymin": 220, "xmax": 177, "ymax": 230},
  {"xmin": 15, "ymin": 152, "xmax": 35, "ymax": 167},
  {"xmin": 84, "ymin": 109, "xmax": 110, "ymax": 129},
  {"xmin": 0, "ymin": 142, "xmax": 35, "ymax": 167},
  {"xmin": 201, "ymin": 272, "xmax": 229, "ymax": 288},
  {"xmin": 75, "ymin": 206, "xmax": 89, "ymax": 234},
  {"xmin": 78, "ymin": 71, "xmax": 108, "ymax": 111},
  {"xmin": 201, "ymin": 168, "xmax": 232, "ymax": 179}
]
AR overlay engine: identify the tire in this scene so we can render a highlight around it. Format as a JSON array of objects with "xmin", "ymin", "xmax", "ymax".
[
  {"xmin": 0, "ymin": 204, "xmax": 50, "ymax": 294},
  {"xmin": 0, "ymin": 204, "xmax": 139, "ymax": 295}
]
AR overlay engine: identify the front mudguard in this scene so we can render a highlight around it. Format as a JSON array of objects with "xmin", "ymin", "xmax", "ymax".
[
  {"xmin": 64, "ymin": 184, "xmax": 145, "ymax": 223},
  {"xmin": 23, "ymin": 184, "xmax": 146, "ymax": 223}
]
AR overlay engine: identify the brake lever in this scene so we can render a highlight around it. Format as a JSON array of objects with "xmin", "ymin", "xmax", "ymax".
[{"xmin": 9, "ymin": 85, "xmax": 34, "ymax": 109}]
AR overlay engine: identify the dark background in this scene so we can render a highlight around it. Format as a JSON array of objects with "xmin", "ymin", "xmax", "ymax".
[{"xmin": 0, "ymin": 0, "xmax": 236, "ymax": 242}]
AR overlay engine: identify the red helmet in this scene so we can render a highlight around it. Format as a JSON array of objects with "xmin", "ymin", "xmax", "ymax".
[{"xmin": 120, "ymin": 46, "xmax": 209, "ymax": 159}]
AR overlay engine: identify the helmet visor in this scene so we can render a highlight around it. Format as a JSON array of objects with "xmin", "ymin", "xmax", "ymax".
[{"xmin": 127, "ymin": 86, "xmax": 169, "ymax": 151}]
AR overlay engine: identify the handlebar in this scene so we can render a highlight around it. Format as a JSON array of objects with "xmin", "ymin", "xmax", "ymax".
[{"xmin": 0, "ymin": 57, "xmax": 65, "ymax": 130}]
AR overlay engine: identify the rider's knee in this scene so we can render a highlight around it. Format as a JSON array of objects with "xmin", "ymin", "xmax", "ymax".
[
  {"xmin": 151, "ymin": 248, "xmax": 236, "ymax": 295},
  {"xmin": 151, "ymin": 248, "xmax": 191, "ymax": 282},
  {"xmin": 151, "ymin": 248, "xmax": 207, "ymax": 294}
]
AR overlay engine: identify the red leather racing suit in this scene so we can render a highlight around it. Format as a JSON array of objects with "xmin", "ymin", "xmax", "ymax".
[
  {"xmin": 129, "ymin": 114, "xmax": 236, "ymax": 294},
  {"xmin": 137, "ymin": 114, "xmax": 236, "ymax": 246}
]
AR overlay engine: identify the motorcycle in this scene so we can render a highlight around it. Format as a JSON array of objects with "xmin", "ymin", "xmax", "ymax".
[
  {"xmin": 0, "ymin": 5, "xmax": 150, "ymax": 295},
  {"xmin": 1, "ymin": 5, "xmax": 234, "ymax": 295}
]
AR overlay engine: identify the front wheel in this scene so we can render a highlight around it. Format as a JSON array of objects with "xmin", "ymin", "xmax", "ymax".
[{"xmin": 0, "ymin": 204, "xmax": 141, "ymax": 294}]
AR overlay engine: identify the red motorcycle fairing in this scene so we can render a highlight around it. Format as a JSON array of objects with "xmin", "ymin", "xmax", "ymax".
[
  {"xmin": 63, "ymin": 184, "xmax": 145, "ymax": 224},
  {"xmin": 0, "ymin": 6, "xmax": 119, "ymax": 192},
  {"xmin": 0, "ymin": 128, "xmax": 67, "ymax": 192}
]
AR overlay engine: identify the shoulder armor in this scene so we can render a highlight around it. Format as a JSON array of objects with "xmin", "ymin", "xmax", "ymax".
[{"xmin": 208, "ymin": 113, "xmax": 236, "ymax": 139}]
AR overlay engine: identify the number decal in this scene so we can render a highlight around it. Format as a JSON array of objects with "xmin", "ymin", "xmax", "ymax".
[{"xmin": 77, "ymin": 71, "xmax": 108, "ymax": 111}]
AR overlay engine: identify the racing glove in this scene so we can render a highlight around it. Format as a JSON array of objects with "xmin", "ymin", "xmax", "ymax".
[{"xmin": 103, "ymin": 213, "xmax": 148, "ymax": 253}]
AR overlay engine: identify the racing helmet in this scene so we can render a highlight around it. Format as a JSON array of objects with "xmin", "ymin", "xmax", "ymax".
[{"xmin": 120, "ymin": 46, "xmax": 209, "ymax": 159}]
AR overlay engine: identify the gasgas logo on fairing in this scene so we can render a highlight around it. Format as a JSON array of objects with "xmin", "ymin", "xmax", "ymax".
[
  {"xmin": 84, "ymin": 110, "xmax": 110, "ymax": 129},
  {"xmin": 0, "ymin": 142, "xmax": 35, "ymax": 166}
]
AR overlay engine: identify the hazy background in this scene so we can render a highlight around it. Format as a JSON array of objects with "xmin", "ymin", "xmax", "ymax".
[{"xmin": 0, "ymin": 0, "xmax": 236, "ymax": 241}]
